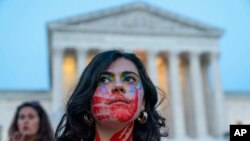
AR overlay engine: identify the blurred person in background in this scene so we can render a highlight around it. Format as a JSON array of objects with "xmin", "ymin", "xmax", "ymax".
[
  {"xmin": 8, "ymin": 101, "xmax": 55, "ymax": 141},
  {"xmin": 55, "ymin": 50, "xmax": 167, "ymax": 141}
]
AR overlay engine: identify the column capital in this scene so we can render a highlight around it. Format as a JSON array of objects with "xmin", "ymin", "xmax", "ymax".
[
  {"xmin": 190, "ymin": 51, "xmax": 203, "ymax": 58},
  {"xmin": 148, "ymin": 49, "xmax": 158, "ymax": 55},
  {"xmin": 168, "ymin": 51, "xmax": 181, "ymax": 57},
  {"xmin": 76, "ymin": 48, "xmax": 88, "ymax": 53},
  {"xmin": 209, "ymin": 51, "xmax": 220, "ymax": 59},
  {"xmin": 53, "ymin": 48, "xmax": 64, "ymax": 54}
]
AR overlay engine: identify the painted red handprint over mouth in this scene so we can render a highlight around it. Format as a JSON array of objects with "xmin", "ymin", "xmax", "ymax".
[
  {"xmin": 106, "ymin": 95, "xmax": 131, "ymax": 105},
  {"xmin": 92, "ymin": 88, "xmax": 139, "ymax": 122}
]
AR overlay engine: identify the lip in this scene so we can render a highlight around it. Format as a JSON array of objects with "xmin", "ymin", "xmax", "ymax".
[
  {"xmin": 106, "ymin": 97, "xmax": 130, "ymax": 105},
  {"xmin": 23, "ymin": 126, "xmax": 29, "ymax": 131}
]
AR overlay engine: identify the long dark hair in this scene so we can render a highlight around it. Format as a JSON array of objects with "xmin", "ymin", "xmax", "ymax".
[
  {"xmin": 8, "ymin": 101, "xmax": 55, "ymax": 141},
  {"xmin": 55, "ymin": 50, "xmax": 167, "ymax": 141}
]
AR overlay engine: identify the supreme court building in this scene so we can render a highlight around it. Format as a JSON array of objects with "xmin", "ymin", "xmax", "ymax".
[
  {"xmin": 0, "ymin": 2, "xmax": 233, "ymax": 141},
  {"xmin": 47, "ymin": 2, "xmax": 226, "ymax": 140}
]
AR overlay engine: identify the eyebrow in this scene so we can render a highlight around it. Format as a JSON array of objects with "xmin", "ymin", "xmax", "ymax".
[
  {"xmin": 100, "ymin": 71, "xmax": 139, "ymax": 78},
  {"xmin": 122, "ymin": 71, "xmax": 140, "ymax": 78},
  {"xmin": 100, "ymin": 72, "xmax": 114, "ymax": 77}
]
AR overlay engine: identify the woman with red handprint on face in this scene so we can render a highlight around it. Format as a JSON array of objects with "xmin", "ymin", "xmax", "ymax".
[
  {"xmin": 92, "ymin": 58, "xmax": 145, "ymax": 141},
  {"xmin": 55, "ymin": 50, "xmax": 167, "ymax": 141}
]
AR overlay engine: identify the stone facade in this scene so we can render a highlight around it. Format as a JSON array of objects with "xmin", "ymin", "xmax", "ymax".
[{"xmin": 225, "ymin": 92, "xmax": 250, "ymax": 125}]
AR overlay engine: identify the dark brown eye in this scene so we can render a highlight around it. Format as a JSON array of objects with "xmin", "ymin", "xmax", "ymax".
[
  {"xmin": 99, "ymin": 75, "xmax": 112, "ymax": 83},
  {"xmin": 123, "ymin": 76, "xmax": 136, "ymax": 83},
  {"xmin": 18, "ymin": 114, "xmax": 25, "ymax": 120},
  {"xmin": 28, "ymin": 114, "xmax": 35, "ymax": 120}
]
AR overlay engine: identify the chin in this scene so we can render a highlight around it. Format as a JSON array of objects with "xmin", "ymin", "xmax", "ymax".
[
  {"xmin": 22, "ymin": 131, "xmax": 36, "ymax": 136},
  {"xmin": 103, "ymin": 117, "xmax": 134, "ymax": 124}
]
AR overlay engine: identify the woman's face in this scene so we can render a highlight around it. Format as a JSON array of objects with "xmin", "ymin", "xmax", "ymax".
[
  {"xmin": 17, "ymin": 107, "xmax": 39, "ymax": 136},
  {"xmin": 92, "ymin": 58, "xmax": 145, "ymax": 123}
]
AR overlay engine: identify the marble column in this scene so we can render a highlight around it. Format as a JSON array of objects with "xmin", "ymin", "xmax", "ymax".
[
  {"xmin": 182, "ymin": 58, "xmax": 195, "ymax": 137},
  {"xmin": 148, "ymin": 50, "xmax": 158, "ymax": 86},
  {"xmin": 168, "ymin": 52, "xmax": 186, "ymax": 138},
  {"xmin": 190, "ymin": 52, "xmax": 208, "ymax": 137},
  {"xmin": 77, "ymin": 48, "xmax": 87, "ymax": 78},
  {"xmin": 210, "ymin": 52, "xmax": 225, "ymax": 137},
  {"xmin": 201, "ymin": 56, "xmax": 213, "ymax": 135},
  {"xmin": 52, "ymin": 48, "xmax": 64, "ymax": 127}
]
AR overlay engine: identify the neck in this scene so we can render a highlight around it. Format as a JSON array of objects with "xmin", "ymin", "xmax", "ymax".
[{"xmin": 94, "ymin": 121, "xmax": 134, "ymax": 141}]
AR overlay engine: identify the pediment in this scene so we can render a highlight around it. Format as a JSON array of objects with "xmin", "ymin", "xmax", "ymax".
[{"xmin": 49, "ymin": 2, "xmax": 223, "ymax": 37}]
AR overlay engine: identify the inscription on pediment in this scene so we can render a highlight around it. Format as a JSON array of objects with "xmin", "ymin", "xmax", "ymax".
[{"xmin": 69, "ymin": 10, "xmax": 200, "ymax": 34}]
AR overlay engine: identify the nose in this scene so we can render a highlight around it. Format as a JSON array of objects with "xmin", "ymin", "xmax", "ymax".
[
  {"xmin": 111, "ymin": 85, "xmax": 125, "ymax": 94},
  {"xmin": 22, "ymin": 118, "xmax": 29, "ymax": 125},
  {"xmin": 23, "ymin": 117, "xmax": 29, "ymax": 123}
]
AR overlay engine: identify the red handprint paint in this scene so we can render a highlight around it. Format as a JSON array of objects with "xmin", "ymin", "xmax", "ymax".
[
  {"xmin": 110, "ymin": 122, "xmax": 133, "ymax": 141},
  {"xmin": 94, "ymin": 122, "xmax": 134, "ymax": 141},
  {"xmin": 92, "ymin": 86, "xmax": 139, "ymax": 122}
]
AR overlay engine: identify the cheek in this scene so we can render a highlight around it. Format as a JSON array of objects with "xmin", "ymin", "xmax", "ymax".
[
  {"xmin": 17, "ymin": 120, "xmax": 22, "ymax": 130},
  {"xmin": 30, "ymin": 118, "xmax": 40, "ymax": 133},
  {"xmin": 124, "ymin": 84, "xmax": 139, "ymax": 100},
  {"xmin": 127, "ymin": 84, "xmax": 136, "ymax": 94},
  {"xmin": 92, "ymin": 86, "xmax": 111, "ymax": 105},
  {"xmin": 94, "ymin": 85, "xmax": 111, "ymax": 96},
  {"xmin": 92, "ymin": 86, "xmax": 111, "ymax": 115},
  {"xmin": 134, "ymin": 88, "xmax": 144, "ymax": 114},
  {"xmin": 133, "ymin": 82, "xmax": 145, "ymax": 116},
  {"xmin": 138, "ymin": 84, "xmax": 144, "ymax": 106},
  {"xmin": 138, "ymin": 95, "xmax": 144, "ymax": 114},
  {"xmin": 123, "ymin": 86, "xmax": 144, "ymax": 121},
  {"xmin": 127, "ymin": 82, "xmax": 144, "ymax": 102}
]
